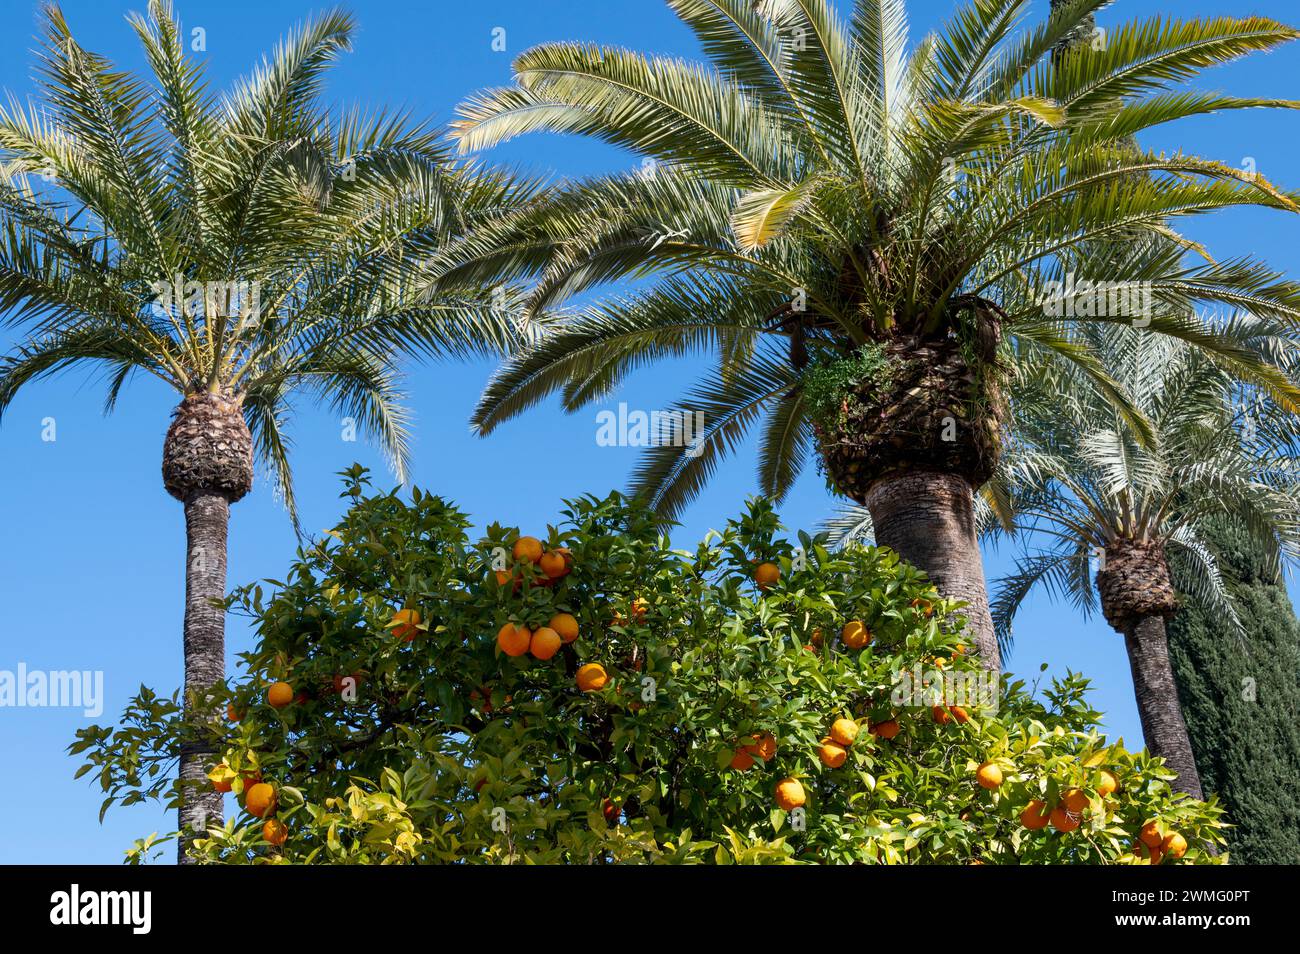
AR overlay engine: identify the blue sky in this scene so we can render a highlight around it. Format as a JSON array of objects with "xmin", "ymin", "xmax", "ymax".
[{"xmin": 1, "ymin": 0, "xmax": 1298, "ymax": 863}]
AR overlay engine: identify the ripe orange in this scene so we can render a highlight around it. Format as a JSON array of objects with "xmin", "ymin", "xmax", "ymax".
[
  {"xmin": 263, "ymin": 818, "xmax": 288, "ymax": 847},
  {"xmin": 1139, "ymin": 821, "xmax": 1163, "ymax": 848},
  {"xmin": 497, "ymin": 622, "xmax": 532, "ymax": 657},
  {"xmin": 267, "ymin": 682, "xmax": 294, "ymax": 709},
  {"xmin": 1021, "ymin": 800, "xmax": 1051, "ymax": 830},
  {"xmin": 1096, "ymin": 770, "xmax": 1118, "ymax": 798},
  {"xmin": 1050, "ymin": 806, "xmax": 1080, "ymax": 832},
  {"xmin": 730, "ymin": 748, "xmax": 755, "ymax": 771},
  {"xmin": 513, "ymin": 536, "xmax": 544, "ymax": 563},
  {"xmin": 870, "ymin": 719, "xmax": 900, "ymax": 740},
  {"xmin": 601, "ymin": 798, "xmax": 620, "ymax": 823},
  {"xmin": 539, "ymin": 550, "xmax": 569, "ymax": 579},
  {"xmin": 818, "ymin": 738, "xmax": 847, "ymax": 768},
  {"xmin": 630, "ymin": 597, "xmax": 649, "ymax": 620},
  {"xmin": 1162, "ymin": 832, "xmax": 1187, "ymax": 860},
  {"xmin": 245, "ymin": 782, "xmax": 276, "ymax": 819},
  {"xmin": 1062, "ymin": 788, "xmax": 1090, "ymax": 813},
  {"xmin": 226, "ymin": 704, "xmax": 240, "ymax": 722},
  {"xmin": 775, "ymin": 777, "xmax": 806, "ymax": 811},
  {"xmin": 529, "ymin": 626, "xmax": 562, "ymax": 660},
  {"xmin": 810, "ymin": 627, "xmax": 824, "ymax": 648},
  {"xmin": 212, "ymin": 769, "xmax": 233, "ymax": 794},
  {"xmin": 549, "ymin": 612, "xmax": 580, "ymax": 643},
  {"xmin": 949, "ymin": 705, "xmax": 970, "ymax": 723},
  {"xmin": 829, "ymin": 718, "xmax": 859, "ymax": 747},
  {"xmin": 932, "ymin": 705, "xmax": 952, "ymax": 725},
  {"xmin": 841, "ymin": 620, "xmax": 870, "ymax": 649},
  {"xmin": 744, "ymin": 732, "xmax": 777, "ymax": 761},
  {"xmin": 391, "ymin": 607, "xmax": 422, "ymax": 641},
  {"xmin": 576, "ymin": 663, "xmax": 608, "ymax": 693},
  {"xmin": 975, "ymin": 762, "xmax": 1003, "ymax": 790},
  {"xmin": 754, "ymin": 562, "xmax": 780, "ymax": 589}
]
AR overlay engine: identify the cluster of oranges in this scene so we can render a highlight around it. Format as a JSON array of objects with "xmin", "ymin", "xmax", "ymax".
[
  {"xmin": 495, "ymin": 535, "xmax": 573, "ymax": 589},
  {"xmin": 817, "ymin": 718, "xmax": 859, "ymax": 768},
  {"xmin": 982, "ymin": 764, "xmax": 1187, "ymax": 863}
]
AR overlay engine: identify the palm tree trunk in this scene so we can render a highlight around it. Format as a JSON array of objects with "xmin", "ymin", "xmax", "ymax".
[
  {"xmin": 1122, "ymin": 613, "xmax": 1204, "ymax": 798},
  {"xmin": 863, "ymin": 470, "xmax": 999, "ymax": 670},
  {"xmin": 177, "ymin": 491, "xmax": 230, "ymax": 862}
]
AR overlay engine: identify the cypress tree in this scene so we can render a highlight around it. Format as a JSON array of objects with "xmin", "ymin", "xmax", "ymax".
[{"xmin": 1167, "ymin": 519, "xmax": 1300, "ymax": 863}]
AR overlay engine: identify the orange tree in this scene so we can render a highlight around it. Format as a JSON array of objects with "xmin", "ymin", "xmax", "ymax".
[{"xmin": 75, "ymin": 466, "xmax": 1224, "ymax": 864}]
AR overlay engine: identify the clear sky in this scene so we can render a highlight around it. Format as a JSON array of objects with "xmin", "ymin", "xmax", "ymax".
[{"xmin": 1, "ymin": 0, "xmax": 1298, "ymax": 863}]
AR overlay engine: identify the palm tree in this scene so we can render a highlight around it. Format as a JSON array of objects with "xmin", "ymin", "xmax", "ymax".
[
  {"xmin": 449, "ymin": 0, "xmax": 1300, "ymax": 669},
  {"xmin": 983, "ymin": 324, "xmax": 1300, "ymax": 797},
  {"xmin": 0, "ymin": 2, "xmax": 532, "ymax": 857}
]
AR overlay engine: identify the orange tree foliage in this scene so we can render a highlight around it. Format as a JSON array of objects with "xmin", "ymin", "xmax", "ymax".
[{"xmin": 75, "ymin": 467, "xmax": 1225, "ymax": 864}]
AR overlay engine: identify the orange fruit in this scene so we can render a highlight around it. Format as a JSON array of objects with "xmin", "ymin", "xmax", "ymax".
[
  {"xmin": 1062, "ymin": 788, "xmax": 1089, "ymax": 813},
  {"xmin": 1162, "ymin": 832, "xmax": 1187, "ymax": 860},
  {"xmin": 949, "ymin": 705, "xmax": 970, "ymax": 723},
  {"xmin": 332, "ymin": 673, "xmax": 363, "ymax": 696},
  {"xmin": 549, "ymin": 612, "xmax": 580, "ymax": 643},
  {"xmin": 730, "ymin": 748, "xmax": 755, "ymax": 771},
  {"xmin": 226, "ymin": 704, "xmax": 240, "ymax": 722},
  {"xmin": 539, "ymin": 550, "xmax": 569, "ymax": 579},
  {"xmin": 1021, "ymin": 800, "xmax": 1051, "ymax": 830},
  {"xmin": 744, "ymin": 732, "xmax": 777, "ymax": 761},
  {"xmin": 932, "ymin": 705, "xmax": 952, "ymax": 724},
  {"xmin": 1148, "ymin": 845, "xmax": 1165, "ymax": 865},
  {"xmin": 809, "ymin": 627, "xmax": 824, "ymax": 647},
  {"xmin": 263, "ymin": 818, "xmax": 288, "ymax": 847},
  {"xmin": 829, "ymin": 718, "xmax": 859, "ymax": 747},
  {"xmin": 754, "ymin": 562, "xmax": 780, "ymax": 589},
  {"xmin": 391, "ymin": 607, "xmax": 422, "ymax": 641},
  {"xmin": 512, "ymin": 536, "xmax": 544, "ymax": 563},
  {"xmin": 1139, "ymin": 821, "xmax": 1163, "ymax": 848},
  {"xmin": 529, "ymin": 626, "xmax": 562, "ymax": 660},
  {"xmin": 497, "ymin": 622, "xmax": 531, "ymax": 657},
  {"xmin": 818, "ymin": 738, "xmax": 847, "ymax": 768},
  {"xmin": 870, "ymin": 719, "xmax": 900, "ymax": 740},
  {"xmin": 975, "ymin": 762, "xmax": 1003, "ymax": 789},
  {"xmin": 601, "ymin": 798, "xmax": 620, "ymax": 823},
  {"xmin": 774, "ymin": 777, "xmax": 806, "ymax": 811},
  {"xmin": 267, "ymin": 682, "xmax": 294, "ymax": 709},
  {"xmin": 1096, "ymin": 770, "xmax": 1118, "ymax": 798},
  {"xmin": 212, "ymin": 769, "xmax": 233, "ymax": 794},
  {"xmin": 630, "ymin": 597, "xmax": 649, "ymax": 619},
  {"xmin": 1050, "ymin": 806, "xmax": 1080, "ymax": 832},
  {"xmin": 576, "ymin": 663, "xmax": 608, "ymax": 693},
  {"xmin": 841, "ymin": 620, "xmax": 870, "ymax": 649},
  {"xmin": 245, "ymin": 782, "xmax": 276, "ymax": 819}
]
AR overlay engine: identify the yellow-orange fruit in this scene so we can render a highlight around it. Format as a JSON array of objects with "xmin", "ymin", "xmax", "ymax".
[
  {"xmin": 975, "ymin": 762, "xmax": 1003, "ymax": 789},
  {"xmin": 1062, "ymin": 788, "xmax": 1090, "ymax": 813},
  {"xmin": 245, "ymin": 782, "xmax": 276, "ymax": 818},
  {"xmin": 870, "ymin": 719, "xmax": 900, "ymax": 740},
  {"xmin": 841, "ymin": 620, "xmax": 870, "ymax": 649},
  {"xmin": 1021, "ymin": 800, "xmax": 1051, "ymax": 830},
  {"xmin": 829, "ymin": 718, "xmax": 859, "ymax": 747},
  {"xmin": 512, "ymin": 536, "xmax": 544, "ymax": 563},
  {"xmin": 730, "ymin": 748, "xmax": 755, "ymax": 771},
  {"xmin": 754, "ymin": 562, "xmax": 780, "ymax": 589},
  {"xmin": 1097, "ymin": 770, "xmax": 1119, "ymax": 798},
  {"xmin": 576, "ymin": 663, "xmax": 608, "ymax": 693},
  {"xmin": 263, "ymin": 818, "xmax": 288, "ymax": 847},
  {"xmin": 949, "ymin": 705, "xmax": 970, "ymax": 723},
  {"xmin": 391, "ymin": 607, "xmax": 422, "ymax": 641},
  {"xmin": 1050, "ymin": 806, "xmax": 1080, "ymax": 832},
  {"xmin": 529, "ymin": 626, "xmax": 562, "ymax": 660},
  {"xmin": 932, "ymin": 705, "xmax": 952, "ymax": 724},
  {"xmin": 267, "ymin": 682, "xmax": 294, "ymax": 709},
  {"xmin": 744, "ymin": 732, "xmax": 777, "ymax": 762},
  {"xmin": 1162, "ymin": 832, "xmax": 1188, "ymax": 859},
  {"xmin": 539, "ymin": 550, "xmax": 569, "ymax": 579},
  {"xmin": 549, "ymin": 612, "xmax": 580, "ymax": 643},
  {"xmin": 818, "ymin": 739, "xmax": 847, "ymax": 768},
  {"xmin": 1139, "ymin": 821, "xmax": 1163, "ymax": 848},
  {"xmin": 775, "ymin": 778, "xmax": 806, "ymax": 811},
  {"xmin": 497, "ymin": 622, "xmax": 531, "ymax": 657}
]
